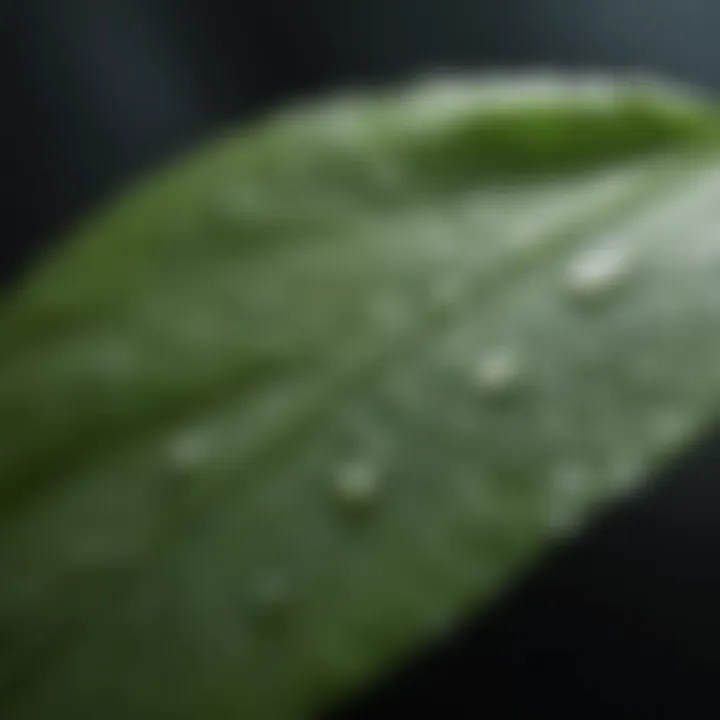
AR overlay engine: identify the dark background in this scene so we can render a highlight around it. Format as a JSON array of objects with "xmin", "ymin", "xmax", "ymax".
[{"xmin": 4, "ymin": 1, "xmax": 720, "ymax": 716}]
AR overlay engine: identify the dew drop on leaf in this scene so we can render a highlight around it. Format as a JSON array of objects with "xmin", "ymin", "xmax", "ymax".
[
  {"xmin": 565, "ymin": 242, "xmax": 635, "ymax": 299},
  {"xmin": 472, "ymin": 346, "xmax": 523, "ymax": 396},
  {"xmin": 166, "ymin": 430, "xmax": 210, "ymax": 471},
  {"xmin": 333, "ymin": 458, "xmax": 382, "ymax": 509}
]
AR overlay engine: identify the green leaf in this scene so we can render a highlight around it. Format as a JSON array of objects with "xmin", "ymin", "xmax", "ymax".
[{"xmin": 2, "ymin": 73, "xmax": 720, "ymax": 719}]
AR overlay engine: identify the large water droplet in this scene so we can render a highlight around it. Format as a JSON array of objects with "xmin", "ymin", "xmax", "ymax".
[
  {"xmin": 333, "ymin": 458, "xmax": 382, "ymax": 509},
  {"xmin": 566, "ymin": 243, "xmax": 634, "ymax": 299},
  {"xmin": 472, "ymin": 347, "xmax": 523, "ymax": 396}
]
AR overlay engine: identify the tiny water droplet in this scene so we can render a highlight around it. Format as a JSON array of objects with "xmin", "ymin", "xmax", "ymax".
[
  {"xmin": 167, "ymin": 431, "xmax": 210, "ymax": 471},
  {"xmin": 566, "ymin": 243, "xmax": 634, "ymax": 299},
  {"xmin": 472, "ymin": 347, "xmax": 523, "ymax": 396},
  {"xmin": 333, "ymin": 458, "xmax": 382, "ymax": 509}
]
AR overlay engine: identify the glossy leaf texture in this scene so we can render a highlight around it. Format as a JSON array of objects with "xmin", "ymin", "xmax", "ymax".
[{"xmin": 2, "ymin": 73, "xmax": 720, "ymax": 719}]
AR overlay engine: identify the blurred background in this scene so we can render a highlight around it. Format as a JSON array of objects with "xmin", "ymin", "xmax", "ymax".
[{"xmin": 4, "ymin": 0, "xmax": 720, "ymax": 716}]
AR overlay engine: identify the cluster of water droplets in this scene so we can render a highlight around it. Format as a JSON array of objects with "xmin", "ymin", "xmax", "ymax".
[{"xmin": 156, "ymin": 150, "xmax": 717, "ymax": 640}]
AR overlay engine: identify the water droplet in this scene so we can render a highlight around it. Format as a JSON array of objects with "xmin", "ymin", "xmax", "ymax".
[
  {"xmin": 333, "ymin": 458, "xmax": 382, "ymax": 509},
  {"xmin": 472, "ymin": 347, "xmax": 523, "ymax": 396},
  {"xmin": 167, "ymin": 431, "xmax": 210, "ymax": 471},
  {"xmin": 566, "ymin": 243, "xmax": 634, "ymax": 299}
]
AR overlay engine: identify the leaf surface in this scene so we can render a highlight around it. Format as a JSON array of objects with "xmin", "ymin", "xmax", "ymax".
[{"xmin": 2, "ymin": 74, "xmax": 720, "ymax": 719}]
